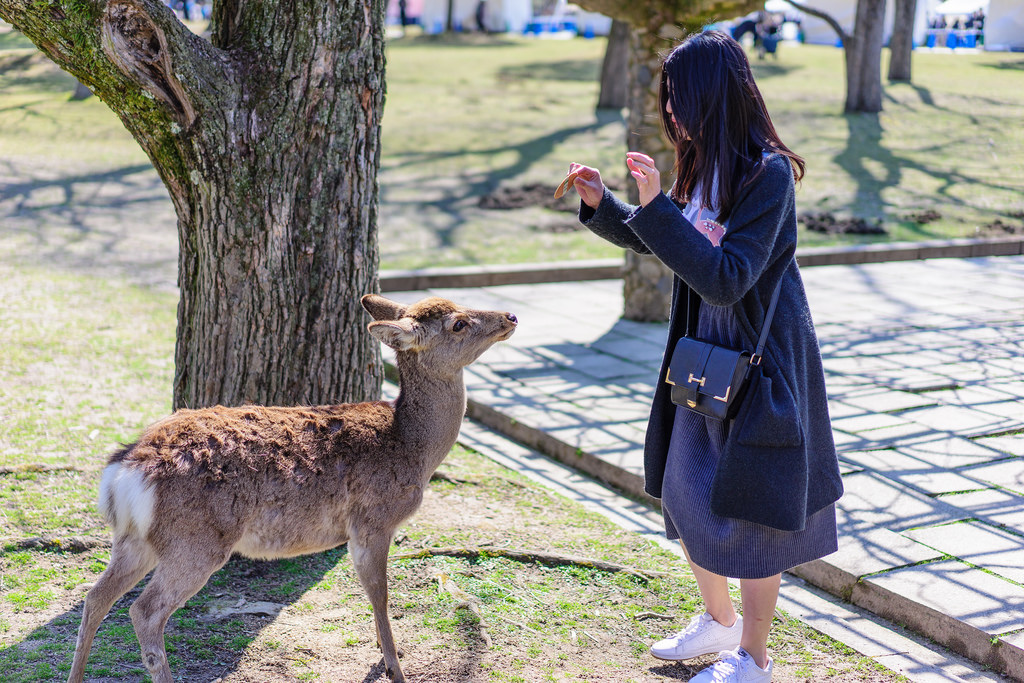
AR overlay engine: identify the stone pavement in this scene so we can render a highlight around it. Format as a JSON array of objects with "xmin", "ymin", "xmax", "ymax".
[{"xmin": 383, "ymin": 254, "xmax": 1024, "ymax": 681}]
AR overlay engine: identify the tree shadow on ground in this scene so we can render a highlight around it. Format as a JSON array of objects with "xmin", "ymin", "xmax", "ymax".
[
  {"xmin": 750, "ymin": 60, "xmax": 803, "ymax": 79},
  {"xmin": 0, "ymin": 50, "xmax": 77, "ymax": 92},
  {"xmin": 1, "ymin": 547, "xmax": 381, "ymax": 682},
  {"xmin": 498, "ymin": 57, "xmax": 600, "ymax": 82},
  {"xmin": 982, "ymin": 58, "xmax": 1024, "ymax": 71},
  {"xmin": 381, "ymin": 111, "xmax": 624, "ymax": 257},
  {"xmin": 398, "ymin": 33, "xmax": 524, "ymax": 49},
  {"xmin": 0, "ymin": 162, "xmax": 179, "ymax": 288},
  {"xmin": 833, "ymin": 111, "xmax": 1021, "ymax": 235}
]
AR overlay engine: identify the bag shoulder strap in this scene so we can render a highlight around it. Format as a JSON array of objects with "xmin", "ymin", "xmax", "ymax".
[
  {"xmin": 750, "ymin": 277, "xmax": 783, "ymax": 365},
  {"xmin": 684, "ymin": 276, "xmax": 784, "ymax": 364}
]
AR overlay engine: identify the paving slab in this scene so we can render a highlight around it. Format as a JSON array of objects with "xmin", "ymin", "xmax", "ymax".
[
  {"xmin": 831, "ymin": 412, "xmax": 914, "ymax": 434},
  {"xmin": 841, "ymin": 388, "xmax": 940, "ymax": 414},
  {"xmin": 971, "ymin": 431, "xmax": 1024, "ymax": 456},
  {"xmin": 967, "ymin": 457, "xmax": 1024, "ymax": 495},
  {"xmin": 791, "ymin": 527, "xmax": 944, "ymax": 596},
  {"xmin": 903, "ymin": 521, "xmax": 1024, "ymax": 584},
  {"xmin": 938, "ymin": 488, "xmax": 1024, "ymax": 532},
  {"xmin": 835, "ymin": 472, "xmax": 967, "ymax": 533},
  {"xmin": 854, "ymin": 560, "xmax": 1024, "ymax": 677},
  {"xmin": 896, "ymin": 405, "xmax": 1020, "ymax": 439},
  {"xmin": 895, "ymin": 436, "xmax": 1014, "ymax": 469}
]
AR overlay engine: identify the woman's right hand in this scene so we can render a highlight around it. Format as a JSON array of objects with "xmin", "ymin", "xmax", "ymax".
[{"xmin": 568, "ymin": 163, "xmax": 604, "ymax": 210}]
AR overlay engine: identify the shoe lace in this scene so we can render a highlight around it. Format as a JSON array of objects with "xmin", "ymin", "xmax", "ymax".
[
  {"xmin": 680, "ymin": 613, "xmax": 712, "ymax": 638},
  {"xmin": 707, "ymin": 650, "xmax": 742, "ymax": 681}
]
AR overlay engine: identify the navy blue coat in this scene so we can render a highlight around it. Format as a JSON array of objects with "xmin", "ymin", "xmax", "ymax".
[{"xmin": 580, "ymin": 153, "xmax": 843, "ymax": 532}]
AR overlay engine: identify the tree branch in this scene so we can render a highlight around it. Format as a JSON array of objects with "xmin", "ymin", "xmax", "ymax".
[
  {"xmin": 0, "ymin": 463, "xmax": 82, "ymax": 475},
  {"xmin": 3, "ymin": 535, "xmax": 111, "ymax": 553},
  {"xmin": 0, "ymin": 0, "xmax": 231, "ymax": 132},
  {"xmin": 782, "ymin": 0, "xmax": 850, "ymax": 43},
  {"xmin": 392, "ymin": 545, "xmax": 669, "ymax": 584},
  {"xmin": 574, "ymin": 0, "xmax": 763, "ymax": 32},
  {"xmin": 100, "ymin": 0, "xmax": 196, "ymax": 126}
]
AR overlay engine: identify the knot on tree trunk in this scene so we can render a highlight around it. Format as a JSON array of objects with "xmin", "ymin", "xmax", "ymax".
[{"xmin": 101, "ymin": 0, "xmax": 196, "ymax": 127}]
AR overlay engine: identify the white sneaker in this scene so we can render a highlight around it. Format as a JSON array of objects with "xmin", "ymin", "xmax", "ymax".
[
  {"xmin": 688, "ymin": 647, "xmax": 773, "ymax": 683},
  {"xmin": 649, "ymin": 612, "xmax": 743, "ymax": 661}
]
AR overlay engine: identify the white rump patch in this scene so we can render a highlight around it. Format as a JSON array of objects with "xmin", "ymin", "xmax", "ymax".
[{"xmin": 98, "ymin": 463, "xmax": 156, "ymax": 538}]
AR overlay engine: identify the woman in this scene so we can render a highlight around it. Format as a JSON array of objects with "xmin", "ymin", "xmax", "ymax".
[{"xmin": 567, "ymin": 31, "xmax": 842, "ymax": 683}]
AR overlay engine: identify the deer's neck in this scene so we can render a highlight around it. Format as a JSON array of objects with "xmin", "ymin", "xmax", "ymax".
[{"xmin": 393, "ymin": 355, "xmax": 466, "ymax": 476}]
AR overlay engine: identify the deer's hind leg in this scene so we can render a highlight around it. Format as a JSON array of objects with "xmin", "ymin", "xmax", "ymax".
[
  {"xmin": 68, "ymin": 534, "xmax": 157, "ymax": 683},
  {"xmin": 128, "ymin": 543, "xmax": 232, "ymax": 683},
  {"xmin": 350, "ymin": 534, "xmax": 405, "ymax": 683}
]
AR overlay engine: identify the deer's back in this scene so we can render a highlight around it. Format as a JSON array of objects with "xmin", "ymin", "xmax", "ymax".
[
  {"xmin": 114, "ymin": 402, "xmax": 398, "ymax": 480},
  {"xmin": 104, "ymin": 402, "xmax": 425, "ymax": 558}
]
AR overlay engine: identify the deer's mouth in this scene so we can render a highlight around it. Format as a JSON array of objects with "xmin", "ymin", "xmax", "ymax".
[{"xmin": 494, "ymin": 319, "xmax": 517, "ymax": 341}]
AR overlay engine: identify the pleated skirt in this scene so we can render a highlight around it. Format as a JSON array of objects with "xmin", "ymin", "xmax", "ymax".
[{"xmin": 660, "ymin": 302, "xmax": 838, "ymax": 580}]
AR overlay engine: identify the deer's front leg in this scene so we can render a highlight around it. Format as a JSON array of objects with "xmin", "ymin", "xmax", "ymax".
[{"xmin": 349, "ymin": 533, "xmax": 404, "ymax": 683}]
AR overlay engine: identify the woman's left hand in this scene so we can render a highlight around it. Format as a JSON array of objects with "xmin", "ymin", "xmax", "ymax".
[{"xmin": 626, "ymin": 152, "xmax": 662, "ymax": 207}]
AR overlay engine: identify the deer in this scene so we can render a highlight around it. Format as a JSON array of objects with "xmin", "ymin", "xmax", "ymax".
[{"xmin": 67, "ymin": 294, "xmax": 518, "ymax": 683}]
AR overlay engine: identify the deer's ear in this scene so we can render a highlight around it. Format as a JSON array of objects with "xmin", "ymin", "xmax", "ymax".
[
  {"xmin": 361, "ymin": 294, "xmax": 408, "ymax": 322},
  {"xmin": 368, "ymin": 320, "xmax": 418, "ymax": 351}
]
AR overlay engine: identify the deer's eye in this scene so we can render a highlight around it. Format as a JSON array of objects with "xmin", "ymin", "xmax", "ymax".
[{"xmin": 452, "ymin": 320, "xmax": 467, "ymax": 332}]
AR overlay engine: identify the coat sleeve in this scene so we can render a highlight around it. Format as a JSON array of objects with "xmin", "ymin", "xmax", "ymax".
[
  {"xmin": 624, "ymin": 156, "xmax": 794, "ymax": 307},
  {"xmin": 578, "ymin": 187, "xmax": 652, "ymax": 254}
]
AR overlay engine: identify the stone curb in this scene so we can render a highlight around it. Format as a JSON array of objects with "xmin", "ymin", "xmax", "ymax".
[
  {"xmin": 790, "ymin": 560, "xmax": 1024, "ymax": 680},
  {"xmin": 379, "ymin": 237, "xmax": 1024, "ymax": 291}
]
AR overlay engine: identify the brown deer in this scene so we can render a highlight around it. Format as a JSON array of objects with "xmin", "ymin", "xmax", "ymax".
[{"xmin": 67, "ymin": 294, "xmax": 517, "ymax": 683}]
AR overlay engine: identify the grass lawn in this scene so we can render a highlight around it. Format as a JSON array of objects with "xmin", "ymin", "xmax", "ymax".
[{"xmin": 2, "ymin": 25, "xmax": 1023, "ymax": 273}]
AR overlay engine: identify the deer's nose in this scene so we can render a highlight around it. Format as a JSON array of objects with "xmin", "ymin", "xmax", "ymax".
[{"xmin": 506, "ymin": 313, "xmax": 518, "ymax": 324}]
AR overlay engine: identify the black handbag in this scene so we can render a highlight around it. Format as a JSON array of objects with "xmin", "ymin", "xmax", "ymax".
[{"xmin": 666, "ymin": 280, "xmax": 782, "ymax": 421}]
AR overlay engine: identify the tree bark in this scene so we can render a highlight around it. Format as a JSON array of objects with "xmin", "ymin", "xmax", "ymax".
[
  {"xmin": 888, "ymin": 0, "xmax": 916, "ymax": 82},
  {"xmin": 846, "ymin": 0, "xmax": 887, "ymax": 112},
  {"xmin": 1, "ymin": 0, "xmax": 387, "ymax": 410},
  {"xmin": 596, "ymin": 19, "xmax": 630, "ymax": 110},
  {"xmin": 621, "ymin": 22, "xmax": 681, "ymax": 322}
]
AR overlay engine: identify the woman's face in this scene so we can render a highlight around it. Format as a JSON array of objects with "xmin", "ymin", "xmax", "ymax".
[{"xmin": 665, "ymin": 97, "xmax": 690, "ymax": 140}]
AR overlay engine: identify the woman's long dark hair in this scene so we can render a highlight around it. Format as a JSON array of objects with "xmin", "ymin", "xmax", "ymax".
[{"xmin": 659, "ymin": 30, "xmax": 804, "ymax": 222}]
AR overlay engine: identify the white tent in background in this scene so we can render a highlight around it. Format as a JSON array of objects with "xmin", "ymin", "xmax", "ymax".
[
  {"xmin": 932, "ymin": 0, "xmax": 987, "ymax": 15},
  {"xmin": 419, "ymin": 0, "xmax": 533, "ymax": 33},
  {"xmin": 984, "ymin": 0, "xmax": 1024, "ymax": 50},
  {"xmin": 797, "ymin": 0, "xmax": 899, "ymax": 45}
]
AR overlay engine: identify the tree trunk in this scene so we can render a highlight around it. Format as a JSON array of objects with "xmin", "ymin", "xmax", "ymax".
[
  {"xmin": 845, "ymin": 0, "xmax": 887, "ymax": 112},
  {"xmin": 783, "ymin": 0, "xmax": 888, "ymax": 113},
  {"xmin": 888, "ymin": 0, "xmax": 916, "ymax": 82},
  {"xmin": 596, "ymin": 19, "xmax": 630, "ymax": 110},
  {"xmin": 621, "ymin": 23, "xmax": 681, "ymax": 322},
  {"xmin": 1, "ymin": 0, "xmax": 387, "ymax": 410}
]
